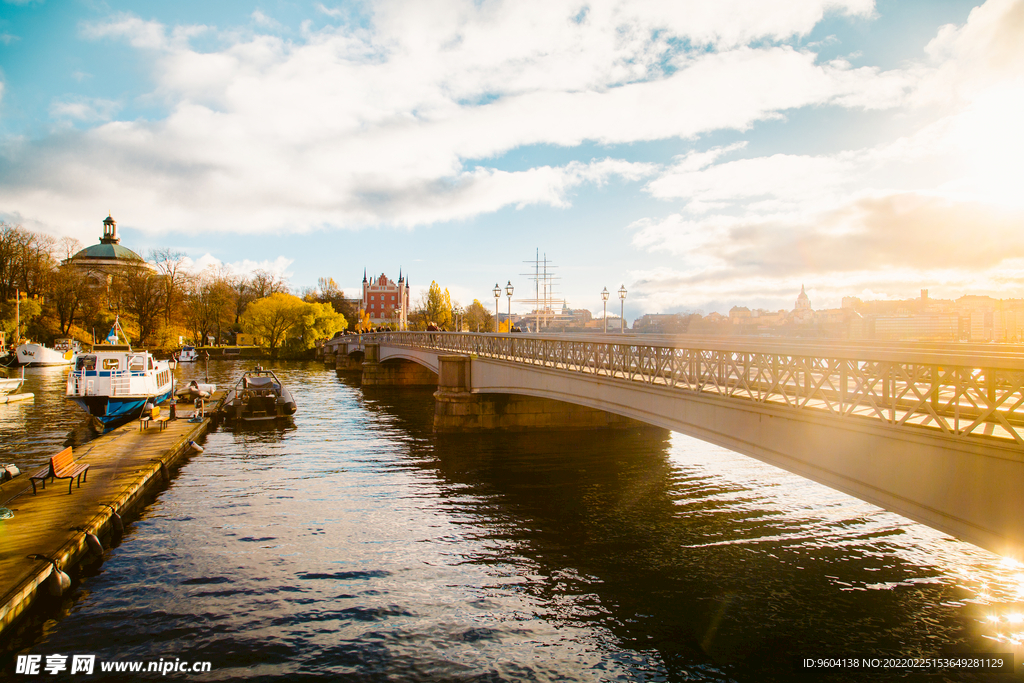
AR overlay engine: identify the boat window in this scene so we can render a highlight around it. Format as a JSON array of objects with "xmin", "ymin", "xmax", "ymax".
[
  {"xmin": 129, "ymin": 355, "xmax": 145, "ymax": 372},
  {"xmin": 102, "ymin": 358, "xmax": 120, "ymax": 371},
  {"xmin": 148, "ymin": 358, "xmax": 154, "ymax": 370},
  {"xmin": 77, "ymin": 356, "xmax": 96, "ymax": 371}
]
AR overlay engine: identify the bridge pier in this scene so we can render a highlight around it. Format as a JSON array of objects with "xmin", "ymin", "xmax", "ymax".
[
  {"xmin": 361, "ymin": 343, "xmax": 438, "ymax": 387},
  {"xmin": 335, "ymin": 347, "xmax": 363, "ymax": 374},
  {"xmin": 433, "ymin": 355, "xmax": 645, "ymax": 433}
]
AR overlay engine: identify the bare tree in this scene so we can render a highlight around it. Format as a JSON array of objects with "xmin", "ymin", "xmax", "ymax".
[
  {"xmin": 113, "ymin": 258, "xmax": 163, "ymax": 345},
  {"xmin": 183, "ymin": 268, "xmax": 237, "ymax": 345},
  {"xmin": 49, "ymin": 263, "xmax": 92, "ymax": 336},
  {"xmin": 151, "ymin": 248, "xmax": 189, "ymax": 328}
]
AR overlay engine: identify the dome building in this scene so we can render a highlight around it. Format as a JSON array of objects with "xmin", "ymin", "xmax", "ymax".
[
  {"xmin": 794, "ymin": 284, "xmax": 814, "ymax": 323},
  {"xmin": 67, "ymin": 214, "xmax": 152, "ymax": 282}
]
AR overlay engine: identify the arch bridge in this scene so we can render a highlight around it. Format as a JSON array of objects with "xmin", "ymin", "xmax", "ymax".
[{"xmin": 324, "ymin": 332, "xmax": 1024, "ymax": 557}]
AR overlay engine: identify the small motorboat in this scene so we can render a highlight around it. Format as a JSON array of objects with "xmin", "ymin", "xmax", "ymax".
[
  {"xmin": 0, "ymin": 367, "xmax": 25, "ymax": 396},
  {"xmin": 175, "ymin": 380, "xmax": 217, "ymax": 403},
  {"xmin": 219, "ymin": 367, "xmax": 296, "ymax": 421},
  {"xmin": 176, "ymin": 345, "xmax": 199, "ymax": 362}
]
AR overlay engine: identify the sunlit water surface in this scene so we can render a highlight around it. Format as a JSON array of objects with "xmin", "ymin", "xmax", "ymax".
[{"xmin": 1, "ymin": 360, "xmax": 1023, "ymax": 681}]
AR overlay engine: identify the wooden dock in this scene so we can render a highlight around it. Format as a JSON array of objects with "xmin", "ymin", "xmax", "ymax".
[{"xmin": 0, "ymin": 403, "xmax": 219, "ymax": 638}]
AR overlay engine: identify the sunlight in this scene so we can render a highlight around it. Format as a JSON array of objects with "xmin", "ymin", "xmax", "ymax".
[{"xmin": 949, "ymin": 85, "xmax": 1024, "ymax": 209}]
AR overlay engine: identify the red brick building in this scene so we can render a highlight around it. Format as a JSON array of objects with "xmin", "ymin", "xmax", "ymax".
[{"xmin": 362, "ymin": 270, "xmax": 410, "ymax": 329}]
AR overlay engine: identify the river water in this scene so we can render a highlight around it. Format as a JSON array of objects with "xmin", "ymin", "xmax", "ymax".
[{"xmin": 1, "ymin": 361, "xmax": 1023, "ymax": 681}]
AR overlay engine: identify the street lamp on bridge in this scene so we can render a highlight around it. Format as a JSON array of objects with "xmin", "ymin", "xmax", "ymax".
[
  {"xmin": 505, "ymin": 281, "xmax": 514, "ymax": 332},
  {"xmin": 618, "ymin": 284, "xmax": 627, "ymax": 333},
  {"xmin": 601, "ymin": 286, "xmax": 609, "ymax": 333},
  {"xmin": 493, "ymin": 283, "xmax": 501, "ymax": 333}
]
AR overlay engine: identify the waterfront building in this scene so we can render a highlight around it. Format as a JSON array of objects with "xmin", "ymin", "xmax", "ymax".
[
  {"xmin": 65, "ymin": 214, "xmax": 153, "ymax": 314},
  {"xmin": 361, "ymin": 270, "xmax": 410, "ymax": 329},
  {"xmin": 875, "ymin": 314, "xmax": 960, "ymax": 341}
]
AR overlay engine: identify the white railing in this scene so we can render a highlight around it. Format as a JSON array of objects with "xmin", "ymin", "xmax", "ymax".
[
  {"xmin": 109, "ymin": 370, "xmax": 131, "ymax": 397},
  {"xmin": 357, "ymin": 331, "xmax": 1024, "ymax": 448}
]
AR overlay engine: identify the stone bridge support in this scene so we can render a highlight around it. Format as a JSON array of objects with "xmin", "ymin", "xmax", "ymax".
[
  {"xmin": 433, "ymin": 355, "xmax": 646, "ymax": 433},
  {"xmin": 361, "ymin": 343, "xmax": 438, "ymax": 387},
  {"xmin": 335, "ymin": 348, "xmax": 363, "ymax": 374}
]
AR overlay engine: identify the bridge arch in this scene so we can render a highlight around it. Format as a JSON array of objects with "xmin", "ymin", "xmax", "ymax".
[{"xmin": 365, "ymin": 336, "xmax": 1024, "ymax": 556}]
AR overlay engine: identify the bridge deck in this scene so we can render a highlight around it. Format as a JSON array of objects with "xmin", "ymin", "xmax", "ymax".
[{"xmin": 337, "ymin": 332, "xmax": 1024, "ymax": 449}]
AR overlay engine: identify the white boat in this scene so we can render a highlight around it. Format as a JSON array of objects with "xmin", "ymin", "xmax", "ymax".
[
  {"xmin": 16, "ymin": 340, "xmax": 76, "ymax": 367},
  {"xmin": 0, "ymin": 367, "xmax": 25, "ymax": 396},
  {"xmin": 176, "ymin": 345, "xmax": 199, "ymax": 362},
  {"xmin": 64, "ymin": 320, "xmax": 174, "ymax": 429}
]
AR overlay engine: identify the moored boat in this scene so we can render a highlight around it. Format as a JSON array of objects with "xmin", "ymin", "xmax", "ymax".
[
  {"xmin": 66, "ymin": 348, "xmax": 175, "ymax": 428},
  {"xmin": 176, "ymin": 345, "xmax": 199, "ymax": 362},
  {"xmin": 0, "ymin": 367, "xmax": 25, "ymax": 396},
  {"xmin": 64, "ymin": 320, "xmax": 173, "ymax": 429},
  {"xmin": 219, "ymin": 367, "xmax": 296, "ymax": 421},
  {"xmin": 16, "ymin": 339, "xmax": 77, "ymax": 367}
]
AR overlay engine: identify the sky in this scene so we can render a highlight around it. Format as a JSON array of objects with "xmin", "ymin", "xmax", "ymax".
[{"xmin": 1, "ymin": 0, "xmax": 1022, "ymax": 321}]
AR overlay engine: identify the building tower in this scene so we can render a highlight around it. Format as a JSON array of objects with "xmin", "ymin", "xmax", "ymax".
[{"xmin": 361, "ymin": 269, "xmax": 411, "ymax": 330}]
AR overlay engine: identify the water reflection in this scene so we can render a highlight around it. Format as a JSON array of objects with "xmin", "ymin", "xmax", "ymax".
[{"xmin": 366, "ymin": 383, "xmax": 1023, "ymax": 681}]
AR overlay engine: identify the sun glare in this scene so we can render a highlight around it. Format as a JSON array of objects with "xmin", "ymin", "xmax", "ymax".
[{"xmin": 949, "ymin": 86, "xmax": 1024, "ymax": 208}]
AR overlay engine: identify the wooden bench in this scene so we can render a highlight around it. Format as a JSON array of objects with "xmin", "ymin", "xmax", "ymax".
[
  {"xmin": 140, "ymin": 415, "xmax": 169, "ymax": 432},
  {"xmin": 29, "ymin": 447, "xmax": 89, "ymax": 495}
]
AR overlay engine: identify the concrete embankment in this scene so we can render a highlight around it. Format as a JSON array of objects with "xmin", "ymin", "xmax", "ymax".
[{"xmin": 0, "ymin": 400, "xmax": 221, "ymax": 638}]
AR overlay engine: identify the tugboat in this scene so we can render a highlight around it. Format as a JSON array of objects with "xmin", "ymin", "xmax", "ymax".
[
  {"xmin": 219, "ymin": 366, "xmax": 297, "ymax": 422},
  {"xmin": 64, "ymin": 319, "xmax": 174, "ymax": 429}
]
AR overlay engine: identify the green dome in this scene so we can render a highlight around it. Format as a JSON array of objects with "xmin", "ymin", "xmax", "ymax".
[{"xmin": 72, "ymin": 243, "xmax": 144, "ymax": 261}]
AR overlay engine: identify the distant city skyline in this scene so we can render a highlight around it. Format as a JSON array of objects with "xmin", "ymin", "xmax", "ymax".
[{"xmin": 2, "ymin": 0, "xmax": 1021, "ymax": 319}]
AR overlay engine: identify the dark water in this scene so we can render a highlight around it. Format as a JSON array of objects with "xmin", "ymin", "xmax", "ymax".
[{"xmin": 2, "ymin": 361, "xmax": 1023, "ymax": 681}]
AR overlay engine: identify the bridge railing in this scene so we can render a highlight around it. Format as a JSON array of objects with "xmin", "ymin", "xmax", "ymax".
[{"xmin": 359, "ymin": 332, "xmax": 1024, "ymax": 448}]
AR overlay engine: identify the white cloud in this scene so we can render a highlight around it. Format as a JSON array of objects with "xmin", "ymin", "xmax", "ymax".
[
  {"xmin": 49, "ymin": 96, "xmax": 122, "ymax": 122},
  {"xmin": 250, "ymin": 10, "xmax": 282, "ymax": 30},
  {"xmin": 316, "ymin": 4, "xmax": 346, "ymax": 18},
  {"xmin": 184, "ymin": 254, "xmax": 295, "ymax": 282},
  {"xmin": 4, "ymin": 0, "xmax": 1017, "ymax": 286}
]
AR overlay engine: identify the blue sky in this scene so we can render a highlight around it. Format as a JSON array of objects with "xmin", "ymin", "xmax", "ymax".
[{"xmin": 1, "ymin": 0, "xmax": 1022, "ymax": 320}]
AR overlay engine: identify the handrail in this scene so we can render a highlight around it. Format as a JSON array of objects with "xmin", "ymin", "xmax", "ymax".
[{"xmin": 353, "ymin": 331, "xmax": 1024, "ymax": 448}]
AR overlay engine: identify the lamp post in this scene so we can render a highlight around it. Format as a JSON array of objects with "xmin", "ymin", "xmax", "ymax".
[
  {"xmin": 493, "ymin": 283, "xmax": 501, "ymax": 333},
  {"xmin": 505, "ymin": 281, "xmax": 514, "ymax": 332},
  {"xmin": 601, "ymin": 286, "xmax": 609, "ymax": 333},
  {"xmin": 618, "ymin": 284, "xmax": 627, "ymax": 333}
]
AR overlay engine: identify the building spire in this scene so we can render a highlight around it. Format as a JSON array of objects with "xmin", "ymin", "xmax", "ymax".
[{"xmin": 363, "ymin": 268, "xmax": 367, "ymax": 283}]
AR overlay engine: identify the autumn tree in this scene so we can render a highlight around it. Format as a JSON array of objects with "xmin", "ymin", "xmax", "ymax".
[
  {"xmin": 422, "ymin": 281, "xmax": 453, "ymax": 330},
  {"xmin": 182, "ymin": 269, "xmax": 237, "ymax": 346},
  {"xmin": 233, "ymin": 268, "xmax": 289, "ymax": 324},
  {"xmin": 49, "ymin": 262, "xmax": 92, "ymax": 336},
  {"xmin": 0, "ymin": 294, "xmax": 41, "ymax": 343},
  {"xmin": 302, "ymin": 276, "xmax": 357, "ymax": 326},
  {"xmin": 299, "ymin": 301, "xmax": 347, "ymax": 347},
  {"xmin": 464, "ymin": 299, "xmax": 493, "ymax": 333},
  {"xmin": 240, "ymin": 292, "xmax": 308, "ymax": 357}
]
